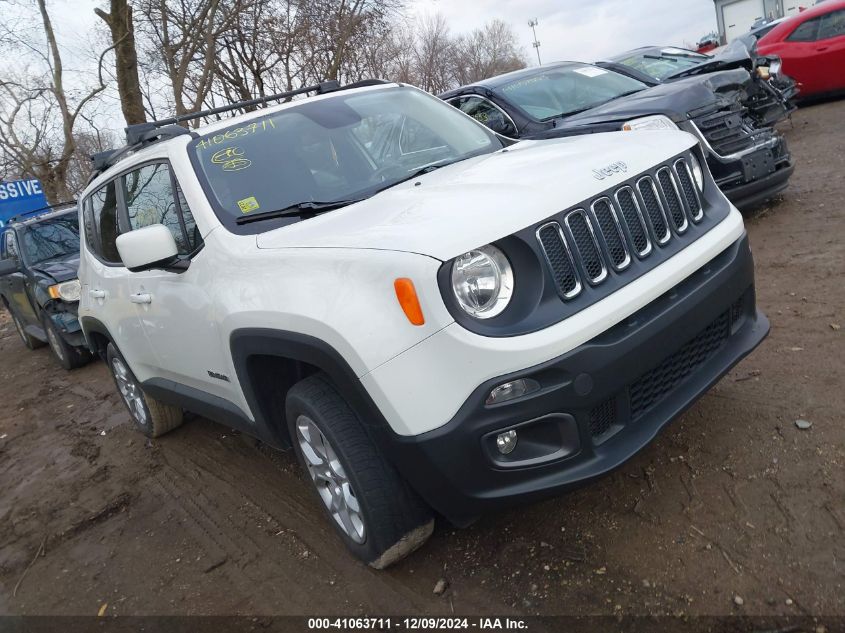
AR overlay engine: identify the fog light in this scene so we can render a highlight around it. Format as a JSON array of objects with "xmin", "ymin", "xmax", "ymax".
[
  {"xmin": 496, "ymin": 430, "xmax": 518, "ymax": 455},
  {"xmin": 486, "ymin": 378, "xmax": 540, "ymax": 405}
]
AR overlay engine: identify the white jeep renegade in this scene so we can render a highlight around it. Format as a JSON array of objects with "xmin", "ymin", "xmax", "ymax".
[{"xmin": 78, "ymin": 81, "xmax": 768, "ymax": 568}]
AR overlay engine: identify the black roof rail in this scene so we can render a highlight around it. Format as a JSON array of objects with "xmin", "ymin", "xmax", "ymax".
[
  {"xmin": 88, "ymin": 78, "xmax": 391, "ymax": 183},
  {"xmin": 125, "ymin": 79, "xmax": 344, "ymax": 141}
]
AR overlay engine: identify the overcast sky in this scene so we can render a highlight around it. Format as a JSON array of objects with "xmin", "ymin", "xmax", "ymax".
[
  {"xmin": 18, "ymin": 0, "xmax": 719, "ymax": 132},
  {"xmin": 410, "ymin": 0, "xmax": 719, "ymax": 62},
  {"xmin": 48, "ymin": 0, "xmax": 720, "ymax": 66}
]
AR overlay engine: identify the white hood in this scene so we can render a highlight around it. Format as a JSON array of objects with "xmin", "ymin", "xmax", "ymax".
[{"xmin": 256, "ymin": 130, "xmax": 698, "ymax": 261}]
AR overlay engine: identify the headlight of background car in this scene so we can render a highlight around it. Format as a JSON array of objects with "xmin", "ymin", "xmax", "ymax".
[
  {"xmin": 451, "ymin": 245, "xmax": 513, "ymax": 319},
  {"xmin": 621, "ymin": 115, "xmax": 679, "ymax": 132},
  {"xmin": 689, "ymin": 153, "xmax": 705, "ymax": 192},
  {"xmin": 48, "ymin": 279, "xmax": 81, "ymax": 302}
]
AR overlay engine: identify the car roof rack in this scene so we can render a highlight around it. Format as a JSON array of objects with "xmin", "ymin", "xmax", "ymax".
[{"xmin": 87, "ymin": 78, "xmax": 390, "ymax": 185}]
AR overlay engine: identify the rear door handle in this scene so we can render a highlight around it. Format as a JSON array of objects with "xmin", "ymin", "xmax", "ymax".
[
  {"xmin": 89, "ymin": 289, "xmax": 106, "ymax": 299},
  {"xmin": 129, "ymin": 292, "xmax": 152, "ymax": 304}
]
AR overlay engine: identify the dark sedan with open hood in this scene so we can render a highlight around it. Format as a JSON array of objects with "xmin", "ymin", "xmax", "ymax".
[
  {"xmin": 597, "ymin": 41, "xmax": 798, "ymax": 127},
  {"xmin": 440, "ymin": 62, "xmax": 795, "ymax": 210}
]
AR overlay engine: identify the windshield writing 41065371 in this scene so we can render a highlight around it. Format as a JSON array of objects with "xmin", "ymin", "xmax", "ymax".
[{"xmin": 196, "ymin": 119, "xmax": 276, "ymax": 151}]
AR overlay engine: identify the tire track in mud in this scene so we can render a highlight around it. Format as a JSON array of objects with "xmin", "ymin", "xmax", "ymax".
[{"xmin": 146, "ymin": 423, "xmax": 442, "ymax": 613}]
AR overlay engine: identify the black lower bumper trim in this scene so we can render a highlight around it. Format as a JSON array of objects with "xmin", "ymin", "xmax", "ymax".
[
  {"xmin": 387, "ymin": 234, "xmax": 769, "ymax": 526},
  {"xmin": 722, "ymin": 160, "xmax": 795, "ymax": 211}
]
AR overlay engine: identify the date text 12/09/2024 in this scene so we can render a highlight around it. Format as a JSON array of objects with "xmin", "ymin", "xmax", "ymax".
[{"xmin": 307, "ymin": 618, "xmax": 528, "ymax": 630}]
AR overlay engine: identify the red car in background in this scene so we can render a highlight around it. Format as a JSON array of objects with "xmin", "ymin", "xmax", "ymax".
[{"xmin": 757, "ymin": 0, "xmax": 845, "ymax": 98}]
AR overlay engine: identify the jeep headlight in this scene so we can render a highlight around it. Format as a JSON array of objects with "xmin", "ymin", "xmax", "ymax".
[
  {"xmin": 769, "ymin": 59, "xmax": 782, "ymax": 77},
  {"xmin": 689, "ymin": 153, "xmax": 705, "ymax": 191},
  {"xmin": 48, "ymin": 279, "xmax": 81, "ymax": 302},
  {"xmin": 451, "ymin": 245, "xmax": 513, "ymax": 319},
  {"xmin": 622, "ymin": 115, "xmax": 679, "ymax": 131}
]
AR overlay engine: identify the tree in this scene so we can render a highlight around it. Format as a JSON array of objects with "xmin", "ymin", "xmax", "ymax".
[
  {"xmin": 95, "ymin": 0, "xmax": 146, "ymax": 125},
  {"xmin": 0, "ymin": 0, "xmax": 110, "ymax": 202},
  {"xmin": 135, "ymin": 0, "xmax": 234, "ymax": 122},
  {"xmin": 453, "ymin": 19, "xmax": 527, "ymax": 86},
  {"xmin": 411, "ymin": 13, "xmax": 455, "ymax": 94}
]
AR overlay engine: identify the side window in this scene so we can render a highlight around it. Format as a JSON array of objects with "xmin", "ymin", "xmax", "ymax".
[
  {"xmin": 4, "ymin": 232, "xmax": 19, "ymax": 264},
  {"xmin": 82, "ymin": 199, "xmax": 98, "ymax": 255},
  {"xmin": 90, "ymin": 180, "xmax": 121, "ymax": 263},
  {"xmin": 818, "ymin": 9, "xmax": 845, "ymax": 40},
  {"xmin": 787, "ymin": 17, "xmax": 821, "ymax": 41},
  {"xmin": 450, "ymin": 96, "xmax": 517, "ymax": 137},
  {"xmin": 123, "ymin": 163, "xmax": 199, "ymax": 255},
  {"xmin": 175, "ymin": 182, "xmax": 201, "ymax": 252}
]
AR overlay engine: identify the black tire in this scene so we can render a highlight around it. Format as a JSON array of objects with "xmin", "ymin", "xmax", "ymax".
[
  {"xmin": 9, "ymin": 309, "xmax": 45, "ymax": 350},
  {"xmin": 286, "ymin": 373, "xmax": 434, "ymax": 569},
  {"xmin": 106, "ymin": 343, "xmax": 183, "ymax": 438},
  {"xmin": 42, "ymin": 314, "xmax": 91, "ymax": 370}
]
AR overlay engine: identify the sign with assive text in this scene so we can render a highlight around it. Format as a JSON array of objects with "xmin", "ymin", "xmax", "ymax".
[{"xmin": 0, "ymin": 179, "xmax": 49, "ymax": 226}]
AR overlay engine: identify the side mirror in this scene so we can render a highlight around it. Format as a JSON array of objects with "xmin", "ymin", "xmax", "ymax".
[
  {"xmin": 116, "ymin": 224, "xmax": 180, "ymax": 273},
  {"xmin": 0, "ymin": 258, "xmax": 19, "ymax": 276}
]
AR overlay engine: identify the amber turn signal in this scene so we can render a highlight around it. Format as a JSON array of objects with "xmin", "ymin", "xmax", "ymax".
[{"xmin": 394, "ymin": 278, "xmax": 425, "ymax": 326}]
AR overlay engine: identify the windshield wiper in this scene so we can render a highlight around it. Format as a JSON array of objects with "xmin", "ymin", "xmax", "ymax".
[{"xmin": 235, "ymin": 199, "xmax": 362, "ymax": 225}]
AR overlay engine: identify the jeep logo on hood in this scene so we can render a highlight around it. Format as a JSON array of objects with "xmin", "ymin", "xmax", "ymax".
[{"xmin": 592, "ymin": 161, "xmax": 628, "ymax": 180}]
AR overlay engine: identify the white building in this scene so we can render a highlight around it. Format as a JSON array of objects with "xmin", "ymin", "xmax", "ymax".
[{"xmin": 713, "ymin": 0, "xmax": 807, "ymax": 42}]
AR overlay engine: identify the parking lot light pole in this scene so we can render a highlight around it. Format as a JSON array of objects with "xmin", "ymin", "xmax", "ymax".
[{"xmin": 528, "ymin": 18, "xmax": 541, "ymax": 65}]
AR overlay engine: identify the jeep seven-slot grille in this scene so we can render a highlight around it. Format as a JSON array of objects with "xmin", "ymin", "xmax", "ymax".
[
  {"xmin": 657, "ymin": 168, "xmax": 687, "ymax": 233},
  {"xmin": 674, "ymin": 160, "xmax": 703, "ymax": 222},
  {"xmin": 615, "ymin": 187, "xmax": 650, "ymax": 257},
  {"xmin": 537, "ymin": 223, "xmax": 580, "ymax": 298},
  {"xmin": 591, "ymin": 198, "xmax": 629, "ymax": 270},
  {"xmin": 565, "ymin": 210, "xmax": 606, "ymax": 283},
  {"xmin": 536, "ymin": 154, "xmax": 705, "ymax": 302},
  {"xmin": 637, "ymin": 177, "xmax": 670, "ymax": 243}
]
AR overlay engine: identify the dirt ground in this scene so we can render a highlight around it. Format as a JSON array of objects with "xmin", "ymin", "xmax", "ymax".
[{"xmin": 0, "ymin": 100, "xmax": 842, "ymax": 619}]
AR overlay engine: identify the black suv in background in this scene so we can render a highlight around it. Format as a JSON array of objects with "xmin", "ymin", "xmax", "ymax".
[
  {"xmin": 0, "ymin": 206, "xmax": 91, "ymax": 369},
  {"xmin": 440, "ymin": 62, "xmax": 795, "ymax": 211}
]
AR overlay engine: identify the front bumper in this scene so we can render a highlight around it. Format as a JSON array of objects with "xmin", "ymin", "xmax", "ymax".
[
  {"xmin": 387, "ymin": 234, "xmax": 768, "ymax": 526},
  {"xmin": 684, "ymin": 121, "xmax": 794, "ymax": 211},
  {"xmin": 721, "ymin": 159, "xmax": 794, "ymax": 210},
  {"xmin": 46, "ymin": 303, "xmax": 86, "ymax": 348}
]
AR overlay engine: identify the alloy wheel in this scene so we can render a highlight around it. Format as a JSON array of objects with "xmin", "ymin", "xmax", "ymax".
[
  {"xmin": 296, "ymin": 414, "xmax": 366, "ymax": 544},
  {"xmin": 111, "ymin": 357, "xmax": 148, "ymax": 426}
]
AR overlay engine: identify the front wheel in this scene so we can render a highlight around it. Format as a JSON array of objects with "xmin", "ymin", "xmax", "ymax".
[
  {"xmin": 106, "ymin": 343, "xmax": 183, "ymax": 438},
  {"xmin": 286, "ymin": 373, "xmax": 433, "ymax": 568},
  {"xmin": 10, "ymin": 310, "xmax": 44, "ymax": 350},
  {"xmin": 42, "ymin": 314, "xmax": 91, "ymax": 370}
]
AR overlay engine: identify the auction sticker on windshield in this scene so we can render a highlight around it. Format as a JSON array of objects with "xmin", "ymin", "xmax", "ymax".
[{"xmin": 574, "ymin": 66, "xmax": 608, "ymax": 77}]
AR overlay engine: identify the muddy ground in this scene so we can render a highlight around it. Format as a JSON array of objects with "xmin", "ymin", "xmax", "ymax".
[{"xmin": 0, "ymin": 100, "xmax": 842, "ymax": 618}]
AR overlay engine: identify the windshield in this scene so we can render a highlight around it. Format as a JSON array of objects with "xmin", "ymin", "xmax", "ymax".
[
  {"xmin": 494, "ymin": 65, "xmax": 647, "ymax": 120},
  {"xmin": 190, "ymin": 86, "xmax": 501, "ymax": 231},
  {"xmin": 618, "ymin": 49, "xmax": 710, "ymax": 82},
  {"xmin": 20, "ymin": 213, "xmax": 80, "ymax": 265}
]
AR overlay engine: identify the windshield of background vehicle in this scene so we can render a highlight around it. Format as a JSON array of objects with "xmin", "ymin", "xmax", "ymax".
[
  {"xmin": 190, "ymin": 86, "xmax": 501, "ymax": 230},
  {"xmin": 495, "ymin": 65, "xmax": 648, "ymax": 120},
  {"xmin": 20, "ymin": 213, "xmax": 80, "ymax": 265},
  {"xmin": 619, "ymin": 49, "xmax": 710, "ymax": 81}
]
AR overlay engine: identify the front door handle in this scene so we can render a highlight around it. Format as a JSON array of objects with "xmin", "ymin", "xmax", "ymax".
[
  {"xmin": 89, "ymin": 289, "xmax": 106, "ymax": 299},
  {"xmin": 129, "ymin": 292, "xmax": 152, "ymax": 305}
]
